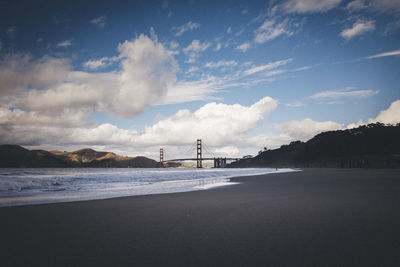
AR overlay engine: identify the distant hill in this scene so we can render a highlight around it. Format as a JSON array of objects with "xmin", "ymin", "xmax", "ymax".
[
  {"xmin": 229, "ymin": 123, "xmax": 400, "ymax": 168},
  {"xmin": 0, "ymin": 145, "xmax": 159, "ymax": 168}
]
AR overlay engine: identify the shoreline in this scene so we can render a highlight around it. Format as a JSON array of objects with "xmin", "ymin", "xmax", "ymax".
[
  {"xmin": 1, "ymin": 168, "xmax": 400, "ymax": 266},
  {"xmin": 0, "ymin": 167, "xmax": 296, "ymax": 208}
]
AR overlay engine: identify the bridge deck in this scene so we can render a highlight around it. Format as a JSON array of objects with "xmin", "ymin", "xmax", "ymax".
[{"xmin": 163, "ymin": 158, "xmax": 240, "ymax": 162}]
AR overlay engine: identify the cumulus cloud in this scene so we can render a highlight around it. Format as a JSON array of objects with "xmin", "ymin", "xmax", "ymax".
[
  {"xmin": 175, "ymin": 21, "xmax": 201, "ymax": 36},
  {"xmin": 340, "ymin": 19, "xmax": 375, "ymax": 40},
  {"xmin": 346, "ymin": 99, "xmax": 400, "ymax": 128},
  {"xmin": 0, "ymin": 96, "xmax": 278, "ymax": 152},
  {"xmin": 132, "ymin": 96, "xmax": 279, "ymax": 147},
  {"xmin": 0, "ymin": 54, "xmax": 71, "ymax": 99},
  {"xmin": 0, "ymin": 106, "xmax": 89, "ymax": 127},
  {"xmin": 57, "ymin": 40, "xmax": 73, "ymax": 48},
  {"xmin": 89, "ymin": 16, "xmax": 107, "ymax": 28},
  {"xmin": 369, "ymin": 99, "xmax": 400, "ymax": 125},
  {"xmin": 278, "ymin": 118, "xmax": 344, "ymax": 141},
  {"xmin": 1, "ymin": 33, "xmax": 178, "ymax": 120},
  {"xmin": 250, "ymin": 99, "xmax": 400, "ymax": 149},
  {"xmin": 282, "ymin": 0, "xmax": 342, "ymax": 13}
]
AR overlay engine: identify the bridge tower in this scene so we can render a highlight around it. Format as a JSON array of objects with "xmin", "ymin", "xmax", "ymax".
[
  {"xmin": 197, "ymin": 139, "xmax": 202, "ymax": 168},
  {"xmin": 159, "ymin": 148, "xmax": 164, "ymax": 168}
]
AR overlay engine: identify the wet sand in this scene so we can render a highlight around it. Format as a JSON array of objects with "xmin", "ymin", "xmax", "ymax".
[{"xmin": 1, "ymin": 168, "xmax": 400, "ymax": 266}]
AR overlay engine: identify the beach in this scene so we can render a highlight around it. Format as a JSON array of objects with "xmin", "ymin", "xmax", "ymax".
[{"xmin": 1, "ymin": 168, "xmax": 400, "ymax": 266}]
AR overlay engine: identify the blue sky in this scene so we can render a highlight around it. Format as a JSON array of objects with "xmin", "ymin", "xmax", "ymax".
[{"xmin": 0, "ymin": 0, "xmax": 399, "ymax": 159}]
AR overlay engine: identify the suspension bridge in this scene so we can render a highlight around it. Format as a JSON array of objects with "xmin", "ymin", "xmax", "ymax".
[{"xmin": 159, "ymin": 139, "xmax": 241, "ymax": 168}]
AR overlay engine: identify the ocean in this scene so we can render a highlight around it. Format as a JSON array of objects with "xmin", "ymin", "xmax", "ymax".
[{"xmin": 0, "ymin": 168, "xmax": 295, "ymax": 207}]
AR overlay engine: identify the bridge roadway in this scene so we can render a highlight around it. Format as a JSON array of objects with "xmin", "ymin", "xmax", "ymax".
[{"xmin": 162, "ymin": 158, "xmax": 240, "ymax": 163}]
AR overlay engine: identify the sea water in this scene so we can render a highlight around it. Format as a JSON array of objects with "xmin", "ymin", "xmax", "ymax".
[{"xmin": 0, "ymin": 168, "xmax": 295, "ymax": 207}]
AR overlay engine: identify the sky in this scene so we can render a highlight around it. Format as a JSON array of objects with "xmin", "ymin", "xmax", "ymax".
[{"xmin": 0, "ymin": 0, "xmax": 399, "ymax": 160}]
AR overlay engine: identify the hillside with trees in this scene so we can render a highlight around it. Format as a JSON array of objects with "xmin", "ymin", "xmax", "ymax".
[
  {"xmin": 229, "ymin": 123, "xmax": 400, "ymax": 168},
  {"xmin": 0, "ymin": 145, "xmax": 158, "ymax": 168}
]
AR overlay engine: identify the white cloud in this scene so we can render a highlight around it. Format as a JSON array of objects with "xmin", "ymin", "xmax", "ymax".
[
  {"xmin": 285, "ymin": 101, "xmax": 304, "ymax": 107},
  {"xmin": 0, "ymin": 96, "xmax": 278, "ymax": 153},
  {"xmin": 250, "ymin": 99, "xmax": 400, "ymax": 149},
  {"xmin": 279, "ymin": 118, "xmax": 344, "ymax": 141},
  {"xmin": 254, "ymin": 19, "xmax": 293, "ymax": 44},
  {"xmin": 186, "ymin": 66, "xmax": 199, "ymax": 73},
  {"xmin": 183, "ymin": 39, "xmax": 211, "ymax": 63},
  {"xmin": 340, "ymin": 20, "xmax": 375, "ymax": 40},
  {"xmin": 164, "ymin": 76, "xmax": 221, "ymax": 104},
  {"xmin": 243, "ymin": 59, "xmax": 292, "ymax": 76},
  {"xmin": 1, "ymin": 33, "xmax": 178, "ymax": 119},
  {"xmin": 83, "ymin": 56, "xmax": 121, "ymax": 70},
  {"xmin": 310, "ymin": 87, "xmax": 379, "ymax": 100},
  {"xmin": 346, "ymin": 0, "xmax": 368, "ymax": 10},
  {"xmin": 183, "ymin": 39, "xmax": 211, "ymax": 53},
  {"xmin": 0, "ymin": 106, "xmax": 89, "ymax": 127},
  {"xmin": 89, "ymin": 16, "xmax": 107, "ymax": 28},
  {"xmin": 369, "ymin": 99, "xmax": 400, "ymax": 125},
  {"xmin": 136, "ymin": 96, "xmax": 278, "ymax": 147},
  {"xmin": 215, "ymin": 146, "xmax": 240, "ymax": 156},
  {"xmin": 347, "ymin": 99, "xmax": 400, "ymax": 128},
  {"xmin": 247, "ymin": 133, "xmax": 293, "ymax": 150},
  {"xmin": 175, "ymin": 21, "xmax": 201, "ymax": 36},
  {"xmin": 282, "ymin": 0, "xmax": 342, "ymax": 13},
  {"xmin": 264, "ymin": 69, "xmax": 287, "ymax": 77},
  {"xmin": 204, "ymin": 60, "xmax": 238, "ymax": 68},
  {"xmin": 214, "ymin": 43, "xmax": 222, "ymax": 51},
  {"xmin": 365, "ymin": 48, "xmax": 400, "ymax": 59},
  {"xmin": 236, "ymin": 42, "xmax": 251, "ymax": 52},
  {"xmin": 0, "ymin": 54, "xmax": 71, "ymax": 99},
  {"xmin": 57, "ymin": 40, "xmax": 73, "ymax": 48},
  {"xmin": 169, "ymin": 40, "xmax": 179, "ymax": 50}
]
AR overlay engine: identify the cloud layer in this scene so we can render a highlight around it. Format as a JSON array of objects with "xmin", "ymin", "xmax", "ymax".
[{"xmin": 1, "ymin": 34, "xmax": 178, "ymax": 121}]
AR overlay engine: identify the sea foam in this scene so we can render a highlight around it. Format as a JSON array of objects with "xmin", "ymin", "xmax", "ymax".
[{"xmin": 0, "ymin": 168, "xmax": 296, "ymax": 207}]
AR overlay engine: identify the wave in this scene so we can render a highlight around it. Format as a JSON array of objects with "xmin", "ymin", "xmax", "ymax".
[{"xmin": 0, "ymin": 168, "xmax": 296, "ymax": 207}]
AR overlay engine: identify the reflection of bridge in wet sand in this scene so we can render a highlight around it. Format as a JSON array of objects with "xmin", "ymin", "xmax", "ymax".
[{"xmin": 159, "ymin": 139, "xmax": 241, "ymax": 168}]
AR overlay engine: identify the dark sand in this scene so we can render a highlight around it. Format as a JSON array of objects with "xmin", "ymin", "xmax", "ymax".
[{"xmin": 1, "ymin": 168, "xmax": 400, "ymax": 266}]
